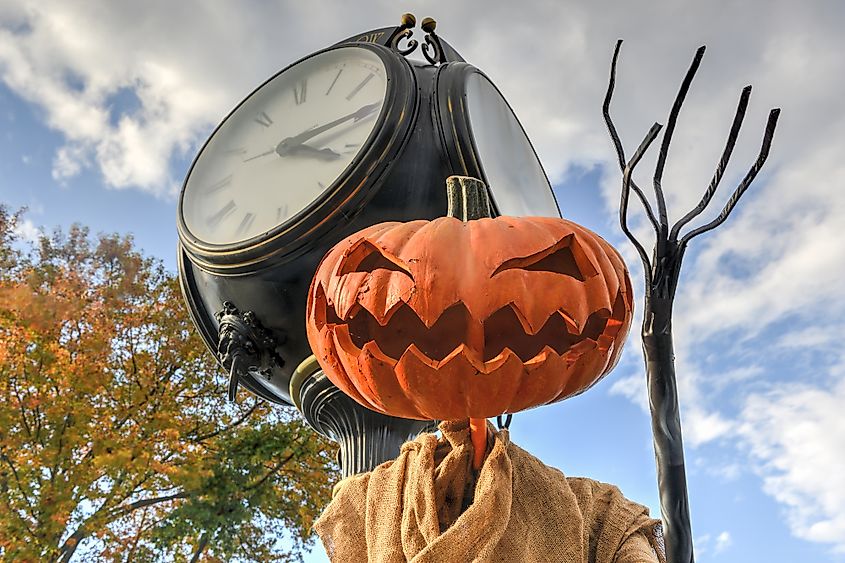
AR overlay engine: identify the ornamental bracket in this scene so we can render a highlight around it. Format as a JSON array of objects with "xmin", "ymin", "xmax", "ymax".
[{"xmin": 214, "ymin": 301, "xmax": 284, "ymax": 402}]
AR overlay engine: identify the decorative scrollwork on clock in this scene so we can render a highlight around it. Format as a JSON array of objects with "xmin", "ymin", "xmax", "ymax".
[
  {"xmin": 389, "ymin": 13, "xmax": 418, "ymax": 56},
  {"xmin": 388, "ymin": 13, "xmax": 446, "ymax": 65},
  {"xmin": 215, "ymin": 301, "xmax": 284, "ymax": 401},
  {"xmin": 420, "ymin": 18, "xmax": 445, "ymax": 65}
]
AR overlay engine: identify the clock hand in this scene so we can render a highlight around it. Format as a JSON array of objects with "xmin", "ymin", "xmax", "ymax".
[
  {"xmin": 276, "ymin": 102, "xmax": 380, "ymax": 155},
  {"xmin": 244, "ymin": 142, "xmax": 341, "ymax": 163},
  {"xmin": 242, "ymin": 148, "xmax": 275, "ymax": 162},
  {"xmin": 284, "ymin": 144, "xmax": 342, "ymax": 160}
]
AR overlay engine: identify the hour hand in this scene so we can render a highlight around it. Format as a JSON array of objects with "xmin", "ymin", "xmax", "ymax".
[
  {"xmin": 276, "ymin": 102, "xmax": 381, "ymax": 154},
  {"xmin": 280, "ymin": 143, "xmax": 341, "ymax": 160}
]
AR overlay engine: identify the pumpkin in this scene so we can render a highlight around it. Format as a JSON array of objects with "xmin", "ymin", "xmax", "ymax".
[{"xmin": 306, "ymin": 177, "xmax": 633, "ymax": 465}]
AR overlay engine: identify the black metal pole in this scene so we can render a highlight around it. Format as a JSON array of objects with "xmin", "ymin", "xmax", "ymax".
[
  {"xmin": 643, "ymin": 291, "xmax": 693, "ymax": 562},
  {"xmin": 291, "ymin": 358, "xmax": 435, "ymax": 478}
]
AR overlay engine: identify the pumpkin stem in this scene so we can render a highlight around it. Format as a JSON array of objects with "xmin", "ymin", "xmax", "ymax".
[
  {"xmin": 469, "ymin": 417, "xmax": 488, "ymax": 470},
  {"xmin": 446, "ymin": 176, "xmax": 493, "ymax": 221}
]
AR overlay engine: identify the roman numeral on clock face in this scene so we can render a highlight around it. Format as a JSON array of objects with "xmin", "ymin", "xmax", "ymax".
[
  {"xmin": 207, "ymin": 200, "xmax": 236, "ymax": 227},
  {"xmin": 207, "ymin": 174, "xmax": 232, "ymax": 193},
  {"xmin": 276, "ymin": 205, "xmax": 288, "ymax": 223},
  {"xmin": 326, "ymin": 68, "xmax": 343, "ymax": 96},
  {"xmin": 294, "ymin": 79, "xmax": 308, "ymax": 105},
  {"xmin": 254, "ymin": 111, "xmax": 273, "ymax": 127},
  {"xmin": 346, "ymin": 73, "xmax": 374, "ymax": 101},
  {"xmin": 236, "ymin": 212, "xmax": 256, "ymax": 235}
]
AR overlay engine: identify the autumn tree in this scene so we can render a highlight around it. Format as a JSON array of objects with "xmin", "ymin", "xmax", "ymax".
[{"xmin": 0, "ymin": 206, "xmax": 338, "ymax": 562}]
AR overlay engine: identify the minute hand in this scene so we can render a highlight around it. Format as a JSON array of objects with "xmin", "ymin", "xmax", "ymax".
[{"xmin": 276, "ymin": 102, "xmax": 380, "ymax": 154}]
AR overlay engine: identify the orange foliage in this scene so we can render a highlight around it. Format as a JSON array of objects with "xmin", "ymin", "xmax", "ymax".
[{"xmin": 0, "ymin": 208, "xmax": 336, "ymax": 561}]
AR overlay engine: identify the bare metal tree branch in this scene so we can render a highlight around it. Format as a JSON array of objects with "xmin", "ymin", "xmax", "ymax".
[
  {"xmin": 680, "ymin": 108, "xmax": 781, "ymax": 244},
  {"xmin": 653, "ymin": 46, "xmax": 706, "ymax": 236},
  {"xmin": 622, "ymin": 122, "xmax": 664, "ymax": 286},
  {"xmin": 671, "ymin": 85, "xmax": 751, "ymax": 239},
  {"xmin": 603, "ymin": 39, "xmax": 661, "ymax": 233}
]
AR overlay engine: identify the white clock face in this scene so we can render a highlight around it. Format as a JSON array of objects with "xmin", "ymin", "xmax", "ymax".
[
  {"xmin": 182, "ymin": 47, "xmax": 388, "ymax": 245},
  {"xmin": 465, "ymin": 73, "xmax": 559, "ymax": 218}
]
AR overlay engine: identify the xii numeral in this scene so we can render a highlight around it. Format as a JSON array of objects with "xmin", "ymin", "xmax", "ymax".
[{"xmin": 294, "ymin": 80, "xmax": 307, "ymax": 105}]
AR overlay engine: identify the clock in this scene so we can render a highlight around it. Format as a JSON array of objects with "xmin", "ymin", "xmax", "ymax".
[
  {"xmin": 177, "ymin": 43, "xmax": 416, "ymax": 269},
  {"xmin": 435, "ymin": 62, "xmax": 560, "ymax": 217},
  {"xmin": 177, "ymin": 22, "xmax": 562, "ymax": 407}
]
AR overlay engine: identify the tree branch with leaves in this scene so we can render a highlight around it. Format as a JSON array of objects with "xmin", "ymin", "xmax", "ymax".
[{"xmin": 0, "ymin": 208, "xmax": 337, "ymax": 562}]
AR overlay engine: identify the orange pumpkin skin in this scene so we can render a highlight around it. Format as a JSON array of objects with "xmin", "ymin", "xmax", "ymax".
[{"xmin": 306, "ymin": 215, "xmax": 633, "ymax": 421}]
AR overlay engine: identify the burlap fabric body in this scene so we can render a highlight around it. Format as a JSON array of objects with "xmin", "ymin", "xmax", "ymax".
[{"xmin": 315, "ymin": 420, "xmax": 665, "ymax": 562}]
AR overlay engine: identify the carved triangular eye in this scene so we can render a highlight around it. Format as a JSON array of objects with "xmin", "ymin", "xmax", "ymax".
[
  {"xmin": 492, "ymin": 235, "xmax": 597, "ymax": 281},
  {"xmin": 339, "ymin": 240, "xmax": 413, "ymax": 279}
]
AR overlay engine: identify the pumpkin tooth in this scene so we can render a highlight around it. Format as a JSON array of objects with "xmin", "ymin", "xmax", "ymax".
[
  {"xmin": 358, "ymin": 340, "xmax": 427, "ymax": 417},
  {"xmin": 559, "ymin": 339, "xmax": 599, "ymax": 370},
  {"xmin": 481, "ymin": 347, "xmax": 521, "ymax": 371},
  {"xmin": 503, "ymin": 302, "xmax": 535, "ymax": 334},
  {"xmin": 556, "ymin": 310, "xmax": 581, "ymax": 334},
  {"xmin": 399, "ymin": 343, "xmax": 440, "ymax": 370},
  {"xmin": 361, "ymin": 339, "xmax": 399, "ymax": 367},
  {"xmin": 502, "ymin": 305, "xmax": 582, "ymax": 336},
  {"xmin": 329, "ymin": 327, "xmax": 385, "ymax": 412},
  {"xmin": 395, "ymin": 344, "xmax": 525, "ymax": 419},
  {"xmin": 440, "ymin": 343, "xmax": 486, "ymax": 372},
  {"xmin": 331, "ymin": 323, "xmax": 361, "ymax": 355},
  {"xmin": 557, "ymin": 346, "xmax": 612, "ymax": 400},
  {"xmin": 343, "ymin": 302, "xmax": 362, "ymax": 323},
  {"xmin": 315, "ymin": 325, "xmax": 371, "ymax": 407},
  {"xmin": 357, "ymin": 271, "xmax": 414, "ymax": 324},
  {"xmin": 524, "ymin": 345, "xmax": 563, "ymax": 366},
  {"xmin": 332, "ymin": 274, "xmax": 367, "ymax": 320},
  {"xmin": 513, "ymin": 346, "xmax": 570, "ymax": 411},
  {"xmin": 356, "ymin": 297, "xmax": 406, "ymax": 326}
]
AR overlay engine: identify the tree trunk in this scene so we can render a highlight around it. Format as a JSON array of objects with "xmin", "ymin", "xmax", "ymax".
[{"xmin": 190, "ymin": 531, "xmax": 210, "ymax": 563}]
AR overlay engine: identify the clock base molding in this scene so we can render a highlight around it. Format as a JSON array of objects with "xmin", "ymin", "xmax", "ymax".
[{"xmin": 295, "ymin": 367, "xmax": 436, "ymax": 478}]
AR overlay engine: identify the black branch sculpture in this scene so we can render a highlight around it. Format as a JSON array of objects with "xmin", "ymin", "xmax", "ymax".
[{"xmin": 603, "ymin": 40, "xmax": 780, "ymax": 563}]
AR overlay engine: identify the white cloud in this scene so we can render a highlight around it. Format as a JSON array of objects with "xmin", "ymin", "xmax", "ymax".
[
  {"xmin": 695, "ymin": 530, "xmax": 733, "ymax": 557},
  {"xmin": 715, "ymin": 531, "xmax": 733, "ymax": 553},
  {"xmin": 52, "ymin": 144, "xmax": 87, "ymax": 182},
  {"xmin": 685, "ymin": 407, "xmax": 734, "ymax": 447},
  {"xmin": 738, "ymin": 375, "xmax": 845, "ymax": 552},
  {"xmin": 608, "ymin": 372, "xmax": 648, "ymax": 411},
  {"xmin": 12, "ymin": 217, "xmax": 41, "ymax": 242},
  {"xmin": 0, "ymin": 3, "xmax": 254, "ymax": 196}
]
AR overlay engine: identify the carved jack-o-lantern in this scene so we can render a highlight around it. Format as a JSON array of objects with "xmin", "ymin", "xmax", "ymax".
[{"xmin": 306, "ymin": 178, "xmax": 634, "ymax": 436}]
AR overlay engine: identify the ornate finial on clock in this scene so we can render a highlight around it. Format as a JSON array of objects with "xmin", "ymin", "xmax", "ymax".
[{"xmin": 400, "ymin": 13, "xmax": 416, "ymax": 27}]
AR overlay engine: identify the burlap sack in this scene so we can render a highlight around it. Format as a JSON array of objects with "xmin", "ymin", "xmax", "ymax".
[{"xmin": 315, "ymin": 420, "xmax": 665, "ymax": 562}]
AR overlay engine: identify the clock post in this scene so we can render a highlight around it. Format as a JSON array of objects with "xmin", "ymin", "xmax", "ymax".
[{"xmin": 177, "ymin": 14, "xmax": 559, "ymax": 477}]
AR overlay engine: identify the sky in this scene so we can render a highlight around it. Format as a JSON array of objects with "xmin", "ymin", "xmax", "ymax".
[{"xmin": 0, "ymin": 1, "xmax": 843, "ymax": 561}]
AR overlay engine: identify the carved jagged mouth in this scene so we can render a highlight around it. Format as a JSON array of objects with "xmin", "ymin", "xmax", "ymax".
[{"xmin": 320, "ymin": 297, "xmax": 612, "ymax": 364}]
